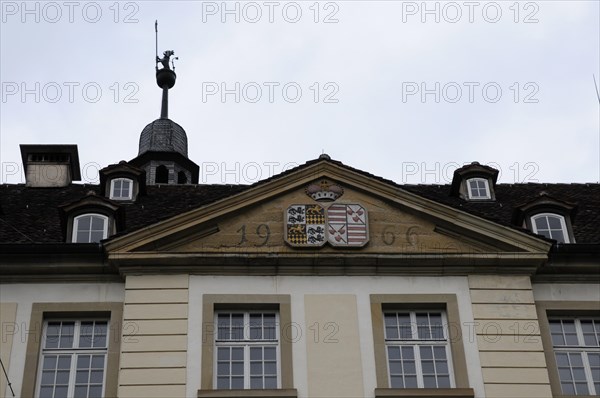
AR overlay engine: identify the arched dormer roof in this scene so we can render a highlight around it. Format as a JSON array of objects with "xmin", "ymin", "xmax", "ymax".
[
  {"xmin": 58, "ymin": 191, "xmax": 124, "ymax": 242},
  {"xmin": 512, "ymin": 193, "xmax": 578, "ymax": 244},
  {"xmin": 99, "ymin": 161, "xmax": 146, "ymax": 199},
  {"xmin": 512, "ymin": 193, "xmax": 578, "ymax": 225},
  {"xmin": 450, "ymin": 162, "xmax": 499, "ymax": 200}
]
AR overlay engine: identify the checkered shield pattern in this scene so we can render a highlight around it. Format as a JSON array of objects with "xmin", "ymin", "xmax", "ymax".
[
  {"xmin": 285, "ymin": 205, "xmax": 326, "ymax": 246},
  {"xmin": 305, "ymin": 205, "xmax": 325, "ymax": 224}
]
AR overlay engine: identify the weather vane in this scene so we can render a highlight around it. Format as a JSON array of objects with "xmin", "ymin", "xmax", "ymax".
[
  {"xmin": 154, "ymin": 20, "xmax": 178, "ymax": 118},
  {"xmin": 155, "ymin": 20, "xmax": 178, "ymax": 71}
]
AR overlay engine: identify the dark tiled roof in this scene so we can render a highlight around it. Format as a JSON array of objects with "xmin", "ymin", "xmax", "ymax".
[
  {"xmin": 0, "ymin": 184, "xmax": 247, "ymax": 243},
  {"xmin": 1, "ymin": 158, "xmax": 598, "ymax": 244},
  {"xmin": 402, "ymin": 183, "xmax": 600, "ymax": 244}
]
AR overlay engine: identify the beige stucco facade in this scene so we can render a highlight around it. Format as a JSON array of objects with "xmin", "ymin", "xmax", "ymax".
[
  {"xmin": 4, "ymin": 274, "xmax": 596, "ymax": 398},
  {"xmin": 1, "ymin": 162, "xmax": 598, "ymax": 398},
  {"xmin": 118, "ymin": 275, "xmax": 189, "ymax": 397}
]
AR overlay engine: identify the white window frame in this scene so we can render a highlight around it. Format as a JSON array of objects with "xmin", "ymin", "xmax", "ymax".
[
  {"xmin": 214, "ymin": 310, "xmax": 281, "ymax": 390},
  {"xmin": 109, "ymin": 178, "xmax": 133, "ymax": 200},
  {"xmin": 531, "ymin": 213, "xmax": 571, "ymax": 243},
  {"xmin": 35, "ymin": 319, "xmax": 109, "ymax": 398},
  {"xmin": 549, "ymin": 317, "xmax": 600, "ymax": 395},
  {"xmin": 466, "ymin": 178, "xmax": 491, "ymax": 200},
  {"xmin": 384, "ymin": 310, "xmax": 455, "ymax": 389},
  {"xmin": 72, "ymin": 214, "xmax": 109, "ymax": 243}
]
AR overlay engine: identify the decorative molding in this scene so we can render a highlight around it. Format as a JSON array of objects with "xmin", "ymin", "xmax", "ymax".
[
  {"xmin": 104, "ymin": 160, "xmax": 551, "ymax": 255},
  {"xmin": 305, "ymin": 179, "xmax": 343, "ymax": 201}
]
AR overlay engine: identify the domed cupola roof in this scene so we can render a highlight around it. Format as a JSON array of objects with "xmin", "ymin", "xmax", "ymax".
[
  {"xmin": 138, "ymin": 118, "xmax": 188, "ymax": 157},
  {"xmin": 129, "ymin": 23, "xmax": 200, "ymax": 185}
]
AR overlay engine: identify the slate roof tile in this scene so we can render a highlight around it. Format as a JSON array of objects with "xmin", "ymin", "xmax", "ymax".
[{"xmin": 1, "ymin": 159, "xmax": 598, "ymax": 244}]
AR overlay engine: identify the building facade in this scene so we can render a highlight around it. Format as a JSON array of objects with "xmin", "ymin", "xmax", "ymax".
[{"xmin": 1, "ymin": 62, "xmax": 599, "ymax": 398}]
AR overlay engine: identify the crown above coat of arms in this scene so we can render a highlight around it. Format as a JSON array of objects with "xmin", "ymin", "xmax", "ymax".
[{"xmin": 305, "ymin": 180, "xmax": 344, "ymax": 201}]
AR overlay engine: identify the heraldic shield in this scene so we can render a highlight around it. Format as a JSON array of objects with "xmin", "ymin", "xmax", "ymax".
[
  {"xmin": 327, "ymin": 204, "xmax": 369, "ymax": 247},
  {"xmin": 285, "ymin": 204, "xmax": 326, "ymax": 246},
  {"xmin": 285, "ymin": 203, "xmax": 369, "ymax": 247}
]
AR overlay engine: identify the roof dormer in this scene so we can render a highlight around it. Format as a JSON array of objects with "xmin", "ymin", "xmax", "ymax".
[
  {"xmin": 450, "ymin": 162, "xmax": 499, "ymax": 201},
  {"xmin": 99, "ymin": 161, "xmax": 146, "ymax": 202},
  {"xmin": 512, "ymin": 193, "xmax": 577, "ymax": 243},
  {"xmin": 20, "ymin": 144, "xmax": 81, "ymax": 187},
  {"xmin": 58, "ymin": 191, "xmax": 124, "ymax": 243}
]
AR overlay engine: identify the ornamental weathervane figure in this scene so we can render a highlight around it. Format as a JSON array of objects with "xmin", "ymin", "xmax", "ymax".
[
  {"xmin": 155, "ymin": 20, "xmax": 178, "ymax": 71},
  {"xmin": 154, "ymin": 20, "xmax": 178, "ymax": 118},
  {"xmin": 157, "ymin": 50, "xmax": 177, "ymax": 71}
]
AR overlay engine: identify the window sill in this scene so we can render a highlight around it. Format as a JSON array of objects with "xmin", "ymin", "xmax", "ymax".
[
  {"xmin": 375, "ymin": 388, "xmax": 475, "ymax": 398},
  {"xmin": 198, "ymin": 389, "xmax": 298, "ymax": 398}
]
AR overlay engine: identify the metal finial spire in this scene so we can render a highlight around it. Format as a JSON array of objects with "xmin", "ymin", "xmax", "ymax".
[
  {"xmin": 155, "ymin": 20, "xmax": 158, "ymax": 71},
  {"xmin": 155, "ymin": 21, "xmax": 178, "ymax": 72},
  {"xmin": 154, "ymin": 20, "xmax": 178, "ymax": 119}
]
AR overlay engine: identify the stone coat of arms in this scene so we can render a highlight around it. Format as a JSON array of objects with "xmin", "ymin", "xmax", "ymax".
[
  {"xmin": 285, "ymin": 203, "xmax": 368, "ymax": 247},
  {"xmin": 285, "ymin": 204, "xmax": 327, "ymax": 247}
]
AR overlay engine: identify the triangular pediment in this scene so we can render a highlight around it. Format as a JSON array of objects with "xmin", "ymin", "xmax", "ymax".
[{"xmin": 105, "ymin": 160, "xmax": 551, "ymax": 271}]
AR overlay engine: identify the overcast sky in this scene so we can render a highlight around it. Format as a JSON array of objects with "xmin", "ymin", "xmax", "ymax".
[{"xmin": 1, "ymin": 0, "xmax": 599, "ymax": 185}]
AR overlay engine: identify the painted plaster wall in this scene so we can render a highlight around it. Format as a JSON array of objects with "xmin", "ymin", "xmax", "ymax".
[
  {"xmin": 469, "ymin": 275, "xmax": 552, "ymax": 398},
  {"xmin": 187, "ymin": 275, "xmax": 486, "ymax": 398},
  {"xmin": 0, "ymin": 303, "xmax": 17, "ymax": 398},
  {"xmin": 118, "ymin": 275, "xmax": 189, "ymax": 398},
  {"xmin": 0, "ymin": 283, "xmax": 124, "ymax": 398}
]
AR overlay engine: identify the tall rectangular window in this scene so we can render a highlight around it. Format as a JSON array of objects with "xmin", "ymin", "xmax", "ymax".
[
  {"xmin": 36, "ymin": 320, "xmax": 109, "ymax": 398},
  {"xmin": 215, "ymin": 311, "xmax": 279, "ymax": 390},
  {"xmin": 384, "ymin": 311, "xmax": 454, "ymax": 388},
  {"xmin": 550, "ymin": 318, "xmax": 600, "ymax": 395}
]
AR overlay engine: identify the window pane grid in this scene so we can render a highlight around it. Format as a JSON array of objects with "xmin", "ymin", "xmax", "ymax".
[
  {"xmin": 384, "ymin": 311, "xmax": 453, "ymax": 389},
  {"xmin": 550, "ymin": 319, "xmax": 580, "ymax": 346},
  {"xmin": 217, "ymin": 313, "xmax": 245, "ymax": 341},
  {"xmin": 216, "ymin": 346, "xmax": 245, "ymax": 389},
  {"xmin": 39, "ymin": 355, "xmax": 71, "ymax": 398},
  {"xmin": 38, "ymin": 320, "xmax": 108, "ymax": 398},
  {"xmin": 249, "ymin": 313, "xmax": 277, "ymax": 341},
  {"xmin": 110, "ymin": 178, "xmax": 132, "ymax": 200},
  {"xmin": 387, "ymin": 346, "xmax": 417, "ymax": 388},
  {"xmin": 467, "ymin": 178, "xmax": 490, "ymax": 199},
  {"xmin": 581, "ymin": 320, "xmax": 600, "ymax": 346},
  {"xmin": 79, "ymin": 321, "xmax": 108, "ymax": 348},
  {"xmin": 551, "ymin": 317, "xmax": 600, "ymax": 395},
  {"xmin": 45, "ymin": 321, "xmax": 75, "ymax": 349},
  {"xmin": 420, "ymin": 345, "xmax": 451, "ymax": 388},
  {"xmin": 215, "ymin": 312, "xmax": 280, "ymax": 390},
  {"xmin": 73, "ymin": 215, "xmax": 107, "ymax": 243},
  {"xmin": 532, "ymin": 214, "xmax": 569, "ymax": 243},
  {"xmin": 74, "ymin": 354, "xmax": 105, "ymax": 398},
  {"xmin": 250, "ymin": 346, "xmax": 278, "ymax": 389}
]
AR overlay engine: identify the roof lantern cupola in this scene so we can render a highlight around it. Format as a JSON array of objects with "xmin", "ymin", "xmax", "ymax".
[{"xmin": 130, "ymin": 21, "xmax": 199, "ymax": 185}]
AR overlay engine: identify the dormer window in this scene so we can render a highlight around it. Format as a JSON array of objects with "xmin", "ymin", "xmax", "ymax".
[
  {"xmin": 109, "ymin": 178, "xmax": 133, "ymax": 200},
  {"xmin": 450, "ymin": 162, "xmax": 498, "ymax": 201},
  {"xmin": 99, "ymin": 161, "xmax": 145, "ymax": 202},
  {"xmin": 512, "ymin": 194, "xmax": 577, "ymax": 244},
  {"xmin": 466, "ymin": 178, "xmax": 491, "ymax": 200},
  {"xmin": 59, "ymin": 191, "xmax": 122, "ymax": 243},
  {"xmin": 531, "ymin": 213, "xmax": 570, "ymax": 243},
  {"xmin": 72, "ymin": 214, "xmax": 108, "ymax": 243}
]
